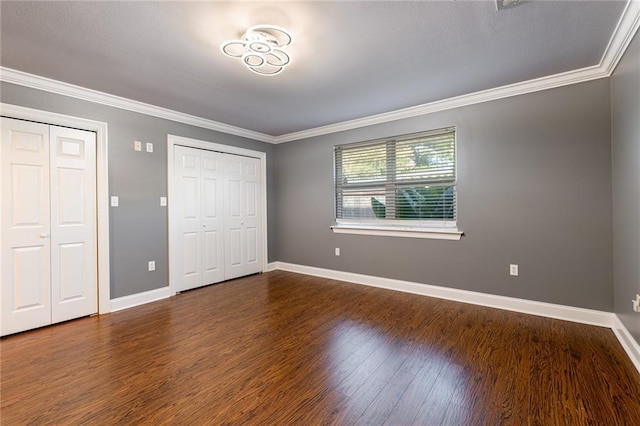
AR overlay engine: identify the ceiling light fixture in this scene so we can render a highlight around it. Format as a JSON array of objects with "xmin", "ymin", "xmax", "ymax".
[{"xmin": 221, "ymin": 25, "xmax": 292, "ymax": 76}]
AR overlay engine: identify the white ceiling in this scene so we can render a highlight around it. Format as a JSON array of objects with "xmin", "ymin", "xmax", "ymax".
[{"xmin": 0, "ymin": 1, "xmax": 630, "ymax": 138}]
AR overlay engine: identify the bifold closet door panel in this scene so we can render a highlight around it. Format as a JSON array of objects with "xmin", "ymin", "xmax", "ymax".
[
  {"xmin": 49, "ymin": 125, "xmax": 97, "ymax": 323},
  {"xmin": 173, "ymin": 145, "xmax": 224, "ymax": 292},
  {"xmin": 224, "ymin": 154, "xmax": 261, "ymax": 281},
  {"xmin": 200, "ymin": 149, "xmax": 225, "ymax": 285},
  {"xmin": 1, "ymin": 118, "xmax": 52, "ymax": 335},
  {"xmin": 174, "ymin": 145, "xmax": 203, "ymax": 292}
]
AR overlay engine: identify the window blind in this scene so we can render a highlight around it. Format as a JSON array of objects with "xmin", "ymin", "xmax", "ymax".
[{"xmin": 335, "ymin": 128, "xmax": 456, "ymax": 224}]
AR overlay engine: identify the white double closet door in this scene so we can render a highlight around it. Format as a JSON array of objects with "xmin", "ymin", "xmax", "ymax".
[
  {"xmin": 173, "ymin": 145, "xmax": 261, "ymax": 292},
  {"xmin": 1, "ymin": 117, "xmax": 97, "ymax": 336}
]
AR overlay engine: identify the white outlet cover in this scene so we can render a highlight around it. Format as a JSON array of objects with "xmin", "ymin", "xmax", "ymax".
[
  {"xmin": 110, "ymin": 196, "xmax": 119, "ymax": 207},
  {"xmin": 146, "ymin": 142, "xmax": 154, "ymax": 153},
  {"xmin": 160, "ymin": 196, "xmax": 167, "ymax": 206},
  {"xmin": 134, "ymin": 140, "xmax": 142, "ymax": 151}
]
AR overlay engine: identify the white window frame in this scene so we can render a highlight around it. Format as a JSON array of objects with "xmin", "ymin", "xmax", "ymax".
[{"xmin": 331, "ymin": 128, "xmax": 462, "ymax": 240}]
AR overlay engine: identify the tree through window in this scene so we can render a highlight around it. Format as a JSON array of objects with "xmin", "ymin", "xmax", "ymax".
[{"xmin": 334, "ymin": 128, "xmax": 456, "ymax": 228}]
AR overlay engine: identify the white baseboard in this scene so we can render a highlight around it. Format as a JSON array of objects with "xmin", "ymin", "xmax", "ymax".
[
  {"xmin": 613, "ymin": 316, "xmax": 640, "ymax": 374},
  {"xmin": 272, "ymin": 262, "xmax": 614, "ymax": 328},
  {"xmin": 110, "ymin": 286, "xmax": 171, "ymax": 312},
  {"xmin": 102, "ymin": 263, "xmax": 640, "ymax": 375},
  {"xmin": 272, "ymin": 262, "xmax": 640, "ymax": 373}
]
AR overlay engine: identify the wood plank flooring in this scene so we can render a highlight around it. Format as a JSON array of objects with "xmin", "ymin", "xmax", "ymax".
[{"xmin": 2, "ymin": 270, "xmax": 640, "ymax": 425}]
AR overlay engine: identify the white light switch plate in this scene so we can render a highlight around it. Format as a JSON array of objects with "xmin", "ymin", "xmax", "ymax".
[
  {"xmin": 146, "ymin": 142, "xmax": 153, "ymax": 153},
  {"xmin": 110, "ymin": 196, "xmax": 119, "ymax": 207},
  {"xmin": 510, "ymin": 264, "xmax": 518, "ymax": 276},
  {"xmin": 160, "ymin": 197, "xmax": 167, "ymax": 206},
  {"xmin": 148, "ymin": 261, "xmax": 155, "ymax": 271}
]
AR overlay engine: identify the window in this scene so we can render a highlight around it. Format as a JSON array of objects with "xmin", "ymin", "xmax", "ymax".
[{"xmin": 333, "ymin": 127, "xmax": 461, "ymax": 239}]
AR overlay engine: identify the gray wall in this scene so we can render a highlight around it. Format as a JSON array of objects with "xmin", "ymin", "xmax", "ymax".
[
  {"xmin": 275, "ymin": 79, "xmax": 613, "ymax": 311},
  {"xmin": 1, "ymin": 82, "xmax": 277, "ymax": 299},
  {"xmin": 611, "ymin": 30, "xmax": 640, "ymax": 344}
]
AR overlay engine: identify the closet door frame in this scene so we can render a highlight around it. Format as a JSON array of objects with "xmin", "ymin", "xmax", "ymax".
[
  {"xmin": 167, "ymin": 134, "xmax": 268, "ymax": 296},
  {"xmin": 1, "ymin": 103, "xmax": 111, "ymax": 314}
]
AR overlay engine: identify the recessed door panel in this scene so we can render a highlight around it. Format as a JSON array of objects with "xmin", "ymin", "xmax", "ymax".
[
  {"xmin": 58, "ymin": 137, "xmax": 84, "ymax": 158},
  {"xmin": 57, "ymin": 243, "xmax": 85, "ymax": 301},
  {"xmin": 203, "ymin": 230, "xmax": 220, "ymax": 272},
  {"xmin": 183, "ymin": 176, "xmax": 199, "ymax": 219},
  {"xmin": 183, "ymin": 153, "xmax": 198, "ymax": 169},
  {"xmin": 203, "ymin": 178, "xmax": 219, "ymax": 219},
  {"xmin": 57, "ymin": 168, "xmax": 84, "ymax": 226},
  {"xmin": 183, "ymin": 232, "xmax": 199, "ymax": 276},
  {"xmin": 228, "ymin": 179, "xmax": 241, "ymax": 218},
  {"xmin": 12, "ymin": 246, "xmax": 48, "ymax": 310},
  {"xmin": 246, "ymin": 227, "xmax": 258, "ymax": 264},
  {"xmin": 228, "ymin": 228, "xmax": 242, "ymax": 267},
  {"xmin": 245, "ymin": 182, "xmax": 257, "ymax": 217},
  {"xmin": 11, "ymin": 130, "xmax": 44, "ymax": 153},
  {"xmin": 12, "ymin": 165, "xmax": 46, "ymax": 227}
]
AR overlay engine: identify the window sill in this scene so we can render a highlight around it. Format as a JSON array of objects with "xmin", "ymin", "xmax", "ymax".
[{"xmin": 330, "ymin": 224, "xmax": 463, "ymax": 240}]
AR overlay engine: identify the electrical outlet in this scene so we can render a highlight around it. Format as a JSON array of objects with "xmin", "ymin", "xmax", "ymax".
[
  {"xmin": 148, "ymin": 261, "xmax": 156, "ymax": 272},
  {"xmin": 509, "ymin": 264, "xmax": 518, "ymax": 276},
  {"xmin": 146, "ymin": 142, "xmax": 154, "ymax": 153},
  {"xmin": 134, "ymin": 140, "xmax": 142, "ymax": 151},
  {"xmin": 335, "ymin": 248, "xmax": 340, "ymax": 256},
  {"xmin": 633, "ymin": 294, "xmax": 640, "ymax": 313},
  {"xmin": 110, "ymin": 196, "xmax": 119, "ymax": 207}
]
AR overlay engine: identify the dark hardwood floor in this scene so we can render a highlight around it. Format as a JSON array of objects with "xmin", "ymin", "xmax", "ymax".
[{"xmin": 2, "ymin": 270, "xmax": 640, "ymax": 425}]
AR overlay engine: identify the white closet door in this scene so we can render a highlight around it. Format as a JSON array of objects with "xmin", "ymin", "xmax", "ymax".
[
  {"xmin": 174, "ymin": 146, "xmax": 203, "ymax": 291},
  {"xmin": 1, "ymin": 119, "xmax": 98, "ymax": 336},
  {"xmin": 1, "ymin": 118, "xmax": 52, "ymax": 335},
  {"xmin": 201, "ymin": 150, "xmax": 225, "ymax": 285},
  {"xmin": 224, "ymin": 154, "xmax": 261, "ymax": 280},
  {"xmin": 49, "ymin": 126, "xmax": 97, "ymax": 323},
  {"xmin": 173, "ymin": 146, "xmax": 225, "ymax": 291}
]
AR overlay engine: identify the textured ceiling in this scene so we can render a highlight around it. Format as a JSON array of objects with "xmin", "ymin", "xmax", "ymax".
[{"xmin": 0, "ymin": 1, "xmax": 627, "ymax": 136}]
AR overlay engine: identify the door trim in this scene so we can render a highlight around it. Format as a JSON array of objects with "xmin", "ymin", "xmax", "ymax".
[
  {"xmin": 167, "ymin": 134, "xmax": 268, "ymax": 296},
  {"xmin": 1, "ymin": 103, "xmax": 111, "ymax": 314}
]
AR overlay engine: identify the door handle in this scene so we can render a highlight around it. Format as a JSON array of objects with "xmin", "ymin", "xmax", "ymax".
[{"xmin": 39, "ymin": 233, "xmax": 50, "ymax": 239}]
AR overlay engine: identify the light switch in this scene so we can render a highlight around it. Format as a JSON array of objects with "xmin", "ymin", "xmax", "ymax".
[
  {"xmin": 146, "ymin": 142, "xmax": 153, "ymax": 153},
  {"xmin": 510, "ymin": 264, "xmax": 519, "ymax": 276},
  {"xmin": 110, "ymin": 196, "xmax": 119, "ymax": 207},
  {"xmin": 160, "ymin": 197, "xmax": 167, "ymax": 206}
]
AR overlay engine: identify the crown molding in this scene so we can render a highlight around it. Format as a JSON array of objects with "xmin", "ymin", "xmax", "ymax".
[
  {"xmin": 272, "ymin": 0, "xmax": 640, "ymax": 143},
  {"xmin": 601, "ymin": 0, "xmax": 640, "ymax": 76},
  {"xmin": 272, "ymin": 64, "xmax": 607, "ymax": 143},
  {"xmin": 1, "ymin": 1, "xmax": 638, "ymax": 145},
  {"xmin": 0, "ymin": 67, "xmax": 275, "ymax": 143}
]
